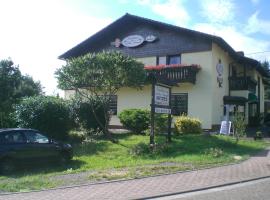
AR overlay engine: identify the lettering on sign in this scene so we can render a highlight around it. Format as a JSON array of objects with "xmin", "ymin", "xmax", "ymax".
[
  {"xmin": 155, "ymin": 85, "xmax": 170, "ymax": 106},
  {"xmin": 220, "ymin": 121, "xmax": 231, "ymax": 135},
  {"xmin": 122, "ymin": 35, "xmax": 144, "ymax": 47},
  {"xmin": 155, "ymin": 107, "xmax": 171, "ymax": 114},
  {"xmin": 111, "ymin": 34, "xmax": 157, "ymax": 48}
]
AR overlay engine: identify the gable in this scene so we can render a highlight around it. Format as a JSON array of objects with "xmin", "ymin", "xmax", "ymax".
[{"xmin": 59, "ymin": 14, "xmax": 212, "ymax": 59}]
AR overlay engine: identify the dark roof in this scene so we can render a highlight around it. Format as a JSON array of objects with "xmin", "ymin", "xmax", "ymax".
[{"xmin": 59, "ymin": 13, "xmax": 269, "ymax": 77}]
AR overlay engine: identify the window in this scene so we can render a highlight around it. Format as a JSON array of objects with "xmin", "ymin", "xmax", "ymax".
[
  {"xmin": 24, "ymin": 131, "xmax": 49, "ymax": 144},
  {"xmin": 0, "ymin": 131, "xmax": 26, "ymax": 144},
  {"xmin": 171, "ymin": 93, "xmax": 188, "ymax": 115},
  {"xmin": 157, "ymin": 55, "xmax": 181, "ymax": 65},
  {"xmin": 168, "ymin": 55, "xmax": 181, "ymax": 65}
]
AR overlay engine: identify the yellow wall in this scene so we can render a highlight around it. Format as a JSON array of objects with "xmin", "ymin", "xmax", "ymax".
[
  {"xmin": 63, "ymin": 46, "xmax": 266, "ymax": 129},
  {"xmin": 211, "ymin": 43, "xmax": 232, "ymax": 125}
]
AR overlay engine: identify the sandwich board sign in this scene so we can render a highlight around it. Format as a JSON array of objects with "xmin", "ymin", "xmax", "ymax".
[{"xmin": 220, "ymin": 121, "xmax": 231, "ymax": 135}]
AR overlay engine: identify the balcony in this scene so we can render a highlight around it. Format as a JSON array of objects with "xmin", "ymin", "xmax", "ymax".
[
  {"xmin": 144, "ymin": 64, "xmax": 201, "ymax": 84},
  {"xmin": 229, "ymin": 76, "xmax": 257, "ymax": 93}
]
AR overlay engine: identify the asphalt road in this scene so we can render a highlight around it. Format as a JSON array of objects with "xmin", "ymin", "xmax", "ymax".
[{"xmin": 150, "ymin": 177, "xmax": 270, "ymax": 200}]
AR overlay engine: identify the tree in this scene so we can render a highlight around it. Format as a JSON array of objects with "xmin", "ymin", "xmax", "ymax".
[
  {"xmin": 55, "ymin": 51, "xmax": 146, "ymax": 138},
  {"xmin": 0, "ymin": 58, "xmax": 43, "ymax": 127},
  {"xmin": 261, "ymin": 60, "xmax": 270, "ymax": 99}
]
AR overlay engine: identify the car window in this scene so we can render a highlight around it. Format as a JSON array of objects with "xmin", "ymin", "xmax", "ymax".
[
  {"xmin": 0, "ymin": 131, "xmax": 26, "ymax": 144},
  {"xmin": 24, "ymin": 131, "xmax": 49, "ymax": 144}
]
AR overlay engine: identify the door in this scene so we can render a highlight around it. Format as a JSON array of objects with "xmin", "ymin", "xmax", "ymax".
[{"xmin": 22, "ymin": 131, "xmax": 59, "ymax": 162}]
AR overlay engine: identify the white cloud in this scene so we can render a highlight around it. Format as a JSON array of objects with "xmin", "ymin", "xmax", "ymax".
[
  {"xmin": 250, "ymin": 0, "xmax": 260, "ymax": 5},
  {"xmin": 245, "ymin": 11, "xmax": 270, "ymax": 35},
  {"xmin": 0, "ymin": 0, "xmax": 112, "ymax": 95},
  {"xmin": 137, "ymin": 0, "xmax": 190, "ymax": 26},
  {"xmin": 200, "ymin": 0, "xmax": 235, "ymax": 24},
  {"xmin": 193, "ymin": 23, "xmax": 270, "ymax": 61}
]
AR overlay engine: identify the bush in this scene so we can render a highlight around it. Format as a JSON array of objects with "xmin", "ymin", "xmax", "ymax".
[
  {"xmin": 15, "ymin": 96, "xmax": 73, "ymax": 140},
  {"xmin": 232, "ymin": 111, "xmax": 246, "ymax": 142},
  {"xmin": 154, "ymin": 114, "xmax": 169, "ymax": 134},
  {"xmin": 119, "ymin": 109, "xmax": 150, "ymax": 134},
  {"xmin": 174, "ymin": 115, "xmax": 202, "ymax": 134},
  {"xmin": 70, "ymin": 97, "xmax": 106, "ymax": 134},
  {"xmin": 68, "ymin": 131, "xmax": 86, "ymax": 144}
]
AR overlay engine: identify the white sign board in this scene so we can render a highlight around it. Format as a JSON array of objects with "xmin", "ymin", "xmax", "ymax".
[
  {"xmin": 155, "ymin": 107, "xmax": 171, "ymax": 114},
  {"xmin": 122, "ymin": 35, "xmax": 144, "ymax": 47},
  {"xmin": 220, "ymin": 121, "xmax": 232, "ymax": 135},
  {"xmin": 155, "ymin": 85, "xmax": 170, "ymax": 106}
]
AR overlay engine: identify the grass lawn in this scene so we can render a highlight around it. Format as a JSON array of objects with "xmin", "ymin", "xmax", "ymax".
[{"xmin": 0, "ymin": 133, "xmax": 268, "ymax": 193}]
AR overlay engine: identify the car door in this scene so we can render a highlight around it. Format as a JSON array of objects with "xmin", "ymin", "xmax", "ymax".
[
  {"xmin": 23, "ymin": 131, "xmax": 60, "ymax": 162},
  {"xmin": 1, "ymin": 131, "xmax": 28, "ymax": 162}
]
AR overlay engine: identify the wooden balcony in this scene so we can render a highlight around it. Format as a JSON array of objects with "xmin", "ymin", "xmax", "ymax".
[
  {"xmin": 229, "ymin": 76, "xmax": 257, "ymax": 93},
  {"xmin": 144, "ymin": 64, "xmax": 201, "ymax": 84}
]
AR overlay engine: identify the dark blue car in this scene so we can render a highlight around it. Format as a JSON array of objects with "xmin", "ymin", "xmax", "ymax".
[{"xmin": 0, "ymin": 128, "xmax": 73, "ymax": 173}]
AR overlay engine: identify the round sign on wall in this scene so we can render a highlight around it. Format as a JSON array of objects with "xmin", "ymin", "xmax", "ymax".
[{"xmin": 122, "ymin": 35, "xmax": 144, "ymax": 47}]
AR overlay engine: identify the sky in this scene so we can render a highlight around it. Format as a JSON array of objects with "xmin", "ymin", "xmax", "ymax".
[{"xmin": 0, "ymin": 0, "xmax": 270, "ymax": 95}]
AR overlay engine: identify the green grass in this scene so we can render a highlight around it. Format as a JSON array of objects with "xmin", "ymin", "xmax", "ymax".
[{"xmin": 0, "ymin": 133, "xmax": 268, "ymax": 193}]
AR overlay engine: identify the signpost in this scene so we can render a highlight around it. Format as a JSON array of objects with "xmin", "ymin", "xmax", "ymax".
[{"xmin": 150, "ymin": 82, "xmax": 172, "ymax": 145}]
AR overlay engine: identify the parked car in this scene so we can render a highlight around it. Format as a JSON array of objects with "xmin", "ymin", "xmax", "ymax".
[{"xmin": 0, "ymin": 128, "xmax": 73, "ymax": 173}]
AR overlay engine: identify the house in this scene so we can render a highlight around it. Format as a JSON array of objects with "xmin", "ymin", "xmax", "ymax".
[{"xmin": 59, "ymin": 13, "xmax": 268, "ymax": 130}]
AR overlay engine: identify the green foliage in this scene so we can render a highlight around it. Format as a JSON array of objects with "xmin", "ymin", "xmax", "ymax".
[
  {"xmin": 174, "ymin": 115, "xmax": 202, "ymax": 134},
  {"xmin": 154, "ymin": 114, "xmax": 169, "ymax": 134},
  {"xmin": 0, "ymin": 59, "xmax": 43, "ymax": 128},
  {"xmin": 15, "ymin": 96, "xmax": 73, "ymax": 140},
  {"xmin": 55, "ymin": 51, "xmax": 146, "ymax": 137},
  {"xmin": 70, "ymin": 97, "xmax": 106, "ymax": 134},
  {"xmin": 232, "ymin": 112, "xmax": 246, "ymax": 143},
  {"xmin": 55, "ymin": 51, "xmax": 146, "ymax": 92},
  {"xmin": 204, "ymin": 147, "xmax": 224, "ymax": 158},
  {"xmin": 68, "ymin": 131, "xmax": 86, "ymax": 144},
  {"xmin": 119, "ymin": 109, "xmax": 170, "ymax": 135},
  {"xmin": 119, "ymin": 109, "xmax": 150, "ymax": 134}
]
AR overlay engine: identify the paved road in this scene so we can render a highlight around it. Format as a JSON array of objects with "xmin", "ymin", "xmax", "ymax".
[
  {"xmin": 152, "ymin": 177, "xmax": 270, "ymax": 200},
  {"xmin": 0, "ymin": 149, "xmax": 270, "ymax": 200}
]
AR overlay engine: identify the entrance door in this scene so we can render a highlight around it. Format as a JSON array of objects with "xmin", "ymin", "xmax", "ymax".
[{"xmin": 248, "ymin": 103, "xmax": 259, "ymax": 126}]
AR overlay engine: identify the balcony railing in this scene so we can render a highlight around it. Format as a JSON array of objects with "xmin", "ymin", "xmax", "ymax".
[
  {"xmin": 229, "ymin": 76, "xmax": 257, "ymax": 93},
  {"xmin": 144, "ymin": 64, "xmax": 201, "ymax": 84}
]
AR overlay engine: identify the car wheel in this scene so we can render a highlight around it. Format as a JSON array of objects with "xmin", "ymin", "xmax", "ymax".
[
  {"xmin": 0, "ymin": 159, "xmax": 15, "ymax": 174},
  {"xmin": 60, "ymin": 152, "xmax": 71, "ymax": 164}
]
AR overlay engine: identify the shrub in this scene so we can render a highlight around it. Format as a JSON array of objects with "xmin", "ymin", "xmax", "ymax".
[
  {"xmin": 70, "ymin": 97, "xmax": 106, "ymax": 134},
  {"xmin": 15, "ymin": 96, "xmax": 73, "ymax": 140},
  {"xmin": 232, "ymin": 111, "xmax": 246, "ymax": 143},
  {"xmin": 174, "ymin": 115, "xmax": 202, "ymax": 134},
  {"xmin": 68, "ymin": 131, "xmax": 86, "ymax": 144},
  {"xmin": 119, "ymin": 109, "xmax": 150, "ymax": 134},
  {"xmin": 154, "ymin": 114, "xmax": 169, "ymax": 134}
]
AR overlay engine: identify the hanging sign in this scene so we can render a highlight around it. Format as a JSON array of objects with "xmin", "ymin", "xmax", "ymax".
[
  {"xmin": 154, "ymin": 85, "xmax": 170, "ymax": 106},
  {"xmin": 155, "ymin": 107, "xmax": 171, "ymax": 114}
]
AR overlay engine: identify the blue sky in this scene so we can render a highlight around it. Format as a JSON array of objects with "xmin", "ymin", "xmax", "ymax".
[{"xmin": 0, "ymin": 0, "xmax": 270, "ymax": 94}]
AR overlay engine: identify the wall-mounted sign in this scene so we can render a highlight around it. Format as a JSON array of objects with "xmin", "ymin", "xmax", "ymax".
[
  {"xmin": 122, "ymin": 35, "xmax": 144, "ymax": 47},
  {"xmin": 216, "ymin": 59, "xmax": 224, "ymax": 87},
  {"xmin": 111, "ymin": 34, "xmax": 157, "ymax": 48},
  {"xmin": 145, "ymin": 35, "xmax": 157, "ymax": 42},
  {"xmin": 154, "ymin": 85, "xmax": 170, "ymax": 106}
]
